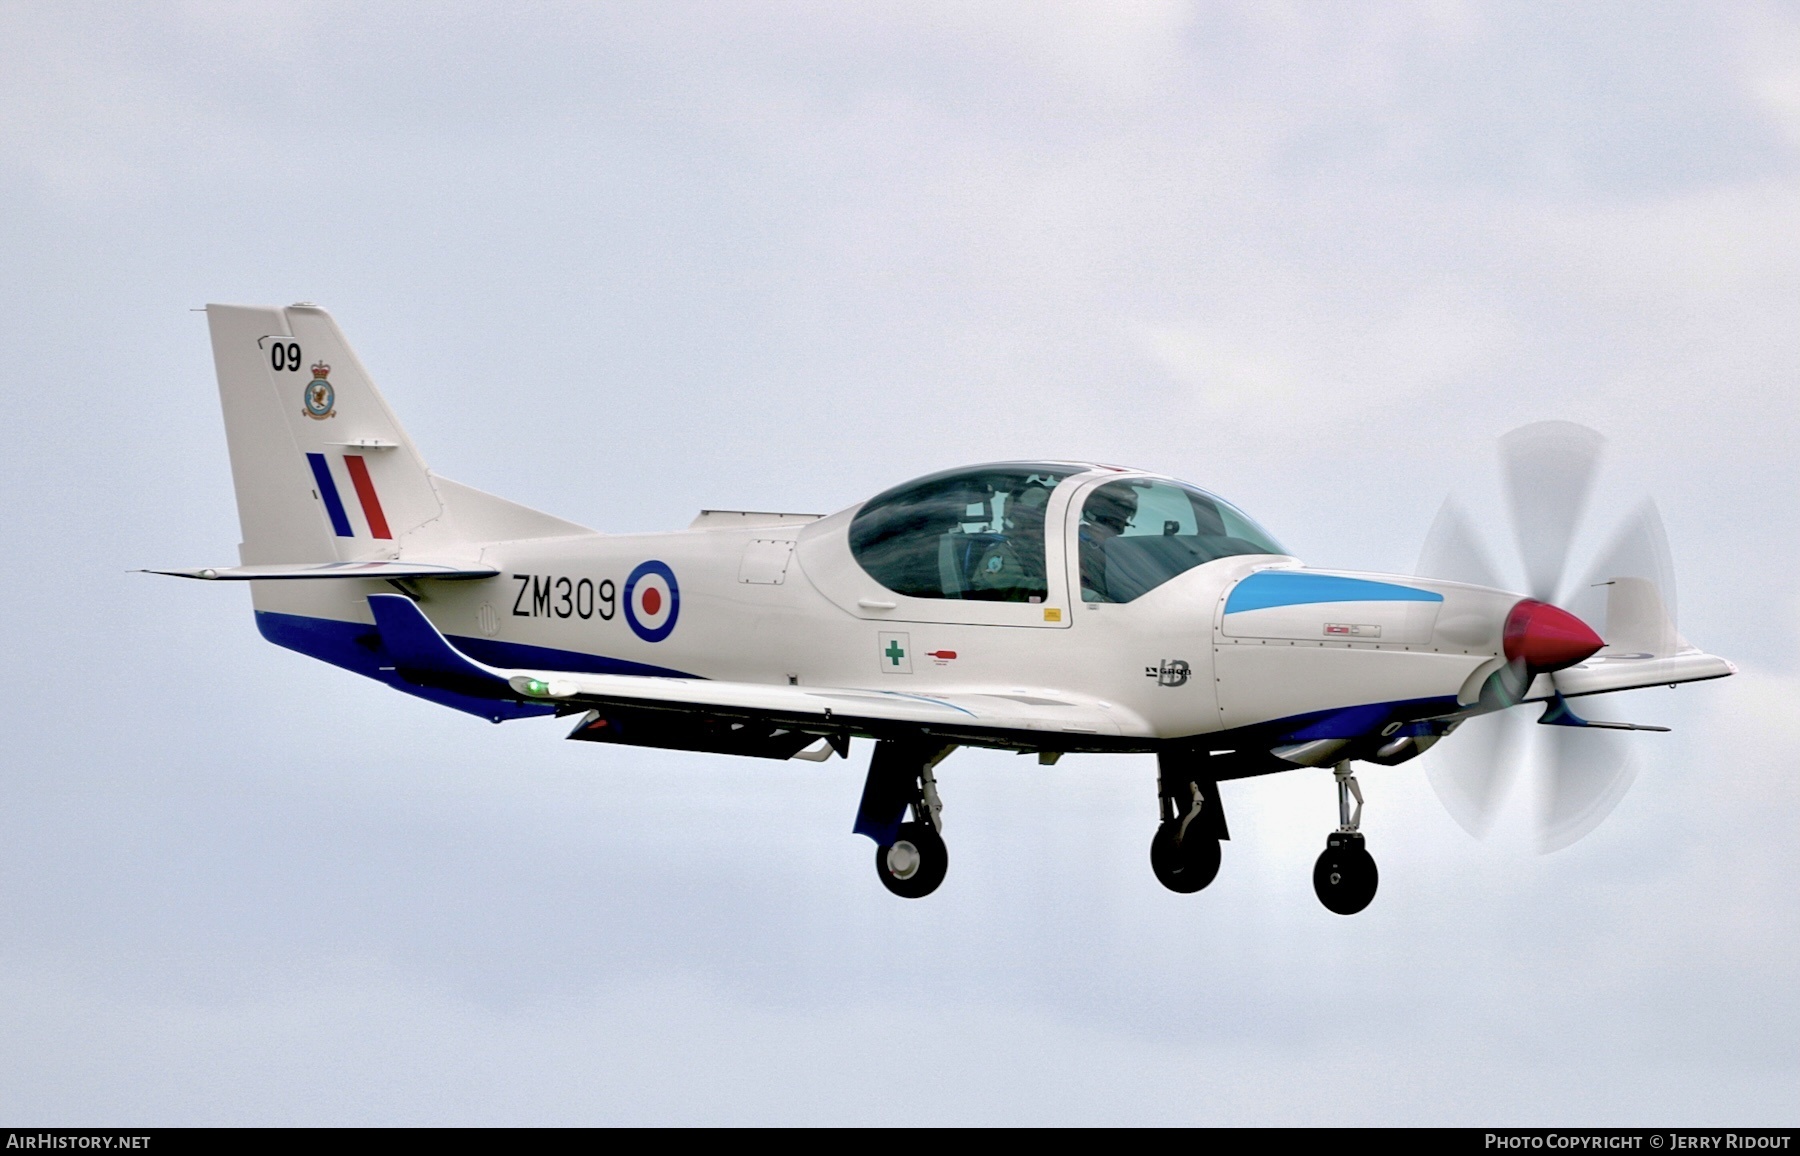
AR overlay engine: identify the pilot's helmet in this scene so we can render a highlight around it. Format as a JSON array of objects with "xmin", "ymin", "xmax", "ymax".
[
  {"xmin": 1085, "ymin": 484, "xmax": 1138, "ymax": 533},
  {"xmin": 1005, "ymin": 479, "xmax": 1054, "ymax": 528}
]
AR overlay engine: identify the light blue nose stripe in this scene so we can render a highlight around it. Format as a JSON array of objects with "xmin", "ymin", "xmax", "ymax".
[{"xmin": 1225, "ymin": 570, "xmax": 1444, "ymax": 614}]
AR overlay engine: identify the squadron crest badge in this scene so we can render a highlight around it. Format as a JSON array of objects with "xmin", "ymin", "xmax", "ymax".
[{"xmin": 303, "ymin": 361, "xmax": 336, "ymax": 419}]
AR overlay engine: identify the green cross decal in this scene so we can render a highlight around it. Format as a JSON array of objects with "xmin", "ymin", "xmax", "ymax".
[{"xmin": 885, "ymin": 640, "xmax": 906, "ymax": 666}]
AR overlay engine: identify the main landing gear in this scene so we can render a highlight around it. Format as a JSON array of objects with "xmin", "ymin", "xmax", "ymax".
[
  {"xmin": 1313, "ymin": 761, "xmax": 1378, "ymax": 915},
  {"xmin": 877, "ymin": 822, "xmax": 947, "ymax": 899},
  {"xmin": 856, "ymin": 739, "xmax": 955, "ymax": 898},
  {"xmin": 1150, "ymin": 751, "xmax": 1228, "ymax": 894}
]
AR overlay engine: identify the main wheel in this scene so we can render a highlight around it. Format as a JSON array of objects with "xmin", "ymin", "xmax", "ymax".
[
  {"xmin": 1312, "ymin": 833, "xmax": 1378, "ymax": 915},
  {"xmin": 876, "ymin": 822, "xmax": 948, "ymax": 898},
  {"xmin": 1150, "ymin": 822, "xmax": 1222, "ymax": 894}
]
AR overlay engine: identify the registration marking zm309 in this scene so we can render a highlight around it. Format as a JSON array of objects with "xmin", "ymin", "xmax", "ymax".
[{"xmin": 511, "ymin": 574, "xmax": 617, "ymax": 621}]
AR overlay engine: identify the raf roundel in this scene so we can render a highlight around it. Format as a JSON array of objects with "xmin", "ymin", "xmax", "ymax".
[{"xmin": 623, "ymin": 560, "xmax": 680, "ymax": 643}]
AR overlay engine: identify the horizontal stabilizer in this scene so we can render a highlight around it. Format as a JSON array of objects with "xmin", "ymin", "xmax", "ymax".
[{"xmin": 144, "ymin": 560, "xmax": 498, "ymax": 581}]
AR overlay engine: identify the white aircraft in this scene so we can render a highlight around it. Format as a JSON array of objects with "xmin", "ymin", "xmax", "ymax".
[{"xmin": 150, "ymin": 304, "xmax": 1736, "ymax": 913}]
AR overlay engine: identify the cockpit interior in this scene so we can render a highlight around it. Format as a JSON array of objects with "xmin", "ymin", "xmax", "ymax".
[{"xmin": 847, "ymin": 464, "xmax": 1285, "ymax": 607}]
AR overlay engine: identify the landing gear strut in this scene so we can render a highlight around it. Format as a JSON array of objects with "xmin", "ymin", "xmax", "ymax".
[
  {"xmin": 855, "ymin": 739, "xmax": 954, "ymax": 898},
  {"xmin": 1150, "ymin": 751, "xmax": 1227, "ymax": 894},
  {"xmin": 1313, "ymin": 761, "xmax": 1378, "ymax": 915}
]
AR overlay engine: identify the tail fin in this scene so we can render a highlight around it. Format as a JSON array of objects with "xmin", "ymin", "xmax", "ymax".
[
  {"xmin": 206, "ymin": 303, "xmax": 586, "ymax": 565},
  {"xmin": 208, "ymin": 302, "xmax": 455, "ymax": 563}
]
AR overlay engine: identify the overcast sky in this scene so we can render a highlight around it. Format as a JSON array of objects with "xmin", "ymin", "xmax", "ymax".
[{"xmin": 2, "ymin": 1, "xmax": 1796, "ymax": 1124}]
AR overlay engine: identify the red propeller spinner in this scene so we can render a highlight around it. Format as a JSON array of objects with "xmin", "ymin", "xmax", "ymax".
[{"xmin": 1502, "ymin": 598, "xmax": 1604, "ymax": 673}]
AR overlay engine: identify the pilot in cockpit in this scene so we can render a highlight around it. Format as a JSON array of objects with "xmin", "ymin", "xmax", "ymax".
[
  {"xmin": 967, "ymin": 477, "xmax": 1056, "ymax": 599},
  {"xmin": 1079, "ymin": 484, "xmax": 1139, "ymax": 602}
]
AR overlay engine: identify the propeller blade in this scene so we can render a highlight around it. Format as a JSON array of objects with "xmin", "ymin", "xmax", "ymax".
[
  {"xmin": 1537, "ymin": 722, "xmax": 1637, "ymax": 853},
  {"xmin": 1564, "ymin": 498, "xmax": 1679, "ymax": 647},
  {"xmin": 1500, "ymin": 421, "xmax": 1605, "ymax": 604},
  {"xmin": 1424, "ymin": 710, "xmax": 1521, "ymax": 838},
  {"xmin": 1417, "ymin": 498, "xmax": 1506, "ymax": 589}
]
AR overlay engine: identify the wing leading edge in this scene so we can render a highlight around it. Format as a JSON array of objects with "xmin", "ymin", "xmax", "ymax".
[{"xmin": 1513, "ymin": 649, "xmax": 1737, "ymax": 704}]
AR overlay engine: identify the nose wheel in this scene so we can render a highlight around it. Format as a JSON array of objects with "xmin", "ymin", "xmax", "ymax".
[
  {"xmin": 1313, "ymin": 762, "xmax": 1378, "ymax": 915},
  {"xmin": 1313, "ymin": 831, "xmax": 1378, "ymax": 914}
]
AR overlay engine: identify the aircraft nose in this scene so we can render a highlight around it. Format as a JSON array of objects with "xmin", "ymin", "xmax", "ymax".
[{"xmin": 1503, "ymin": 598, "xmax": 1604, "ymax": 672}]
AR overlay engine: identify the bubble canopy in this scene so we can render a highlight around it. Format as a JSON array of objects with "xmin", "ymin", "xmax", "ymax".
[
  {"xmin": 848, "ymin": 464, "xmax": 1079, "ymax": 603},
  {"xmin": 846, "ymin": 464, "xmax": 1285, "ymax": 604}
]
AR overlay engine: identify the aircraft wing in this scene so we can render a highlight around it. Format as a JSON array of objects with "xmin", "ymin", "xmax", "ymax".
[
  {"xmin": 1525, "ymin": 649, "xmax": 1737, "ymax": 701},
  {"xmin": 507, "ymin": 669, "xmax": 1145, "ymax": 739},
  {"xmin": 361, "ymin": 593, "xmax": 1150, "ymax": 750},
  {"xmin": 144, "ymin": 560, "xmax": 498, "ymax": 580}
]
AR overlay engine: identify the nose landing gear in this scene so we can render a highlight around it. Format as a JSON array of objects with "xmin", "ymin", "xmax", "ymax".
[{"xmin": 1313, "ymin": 761, "xmax": 1378, "ymax": 915}]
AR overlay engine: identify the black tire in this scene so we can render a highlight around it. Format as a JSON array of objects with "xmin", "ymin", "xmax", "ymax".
[
  {"xmin": 876, "ymin": 822, "xmax": 948, "ymax": 898},
  {"xmin": 1312, "ymin": 836, "xmax": 1378, "ymax": 915},
  {"xmin": 1150, "ymin": 822, "xmax": 1222, "ymax": 894}
]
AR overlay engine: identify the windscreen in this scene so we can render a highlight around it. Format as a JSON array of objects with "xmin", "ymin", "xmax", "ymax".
[{"xmin": 1079, "ymin": 478, "xmax": 1284, "ymax": 602}]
